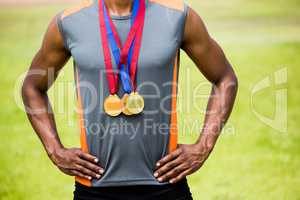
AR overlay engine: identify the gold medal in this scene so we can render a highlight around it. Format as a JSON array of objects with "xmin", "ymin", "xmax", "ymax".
[
  {"xmin": 121, "ymin": 93, "xmax": 133, "ymax": 116},
  {"xmin": 98, "ymin": 0, "xmax": 146, "ymax": 117},
  {"xmin": 125, "ymin": 92, "xmax": 144, "ymax": 115},
  {"xmin": 103, "ymin": 94, "xmax": 123, "ymax": 117}
]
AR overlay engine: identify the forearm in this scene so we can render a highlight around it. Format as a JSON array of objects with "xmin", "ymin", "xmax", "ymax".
[
  {"xmin": 22, "ymin": 83, "xmax": 63, "ymax": 158},
  {"xmin": 196, "ymin": 68, "xmax": 238, "ymax": 152}
]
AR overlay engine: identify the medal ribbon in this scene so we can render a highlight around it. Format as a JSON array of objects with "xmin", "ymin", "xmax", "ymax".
[
  {"xmin": 99, "ymin": 0, "xmax": 116, "ymax": 94},
  {"xmin": 129, "ymin": 4, "xmax": 145, "ymax": 91},
  {"xmin": 98, "ymin": 0, "xmax": 145, "ymax": 95},
  {"xmin": 103, "ymin": 0, "xmax": 139, "ymax": 93}
]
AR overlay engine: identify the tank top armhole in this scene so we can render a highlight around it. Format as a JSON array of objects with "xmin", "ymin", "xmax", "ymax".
[
  {"xmin": 178, "ymin": 2, "xmax": 189, "ymax": 48},
  {"xmin": 56, "ymin": 12, "xmax": 70, "ymax": 52}
]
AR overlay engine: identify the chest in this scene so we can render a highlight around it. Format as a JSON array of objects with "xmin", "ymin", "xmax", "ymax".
[{"xmin": 68, "ymin": 12, "xmax": 180, "ymax": 71}]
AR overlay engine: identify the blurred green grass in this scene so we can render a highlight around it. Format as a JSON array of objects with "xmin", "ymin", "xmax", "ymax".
[{"xmin": 0, "ymin": 0, "xmax": 300, "ymax": 199}]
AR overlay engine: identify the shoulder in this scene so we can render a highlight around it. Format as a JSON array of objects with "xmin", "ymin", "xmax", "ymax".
[
  {"xmin": 148, "ymin": 0, "xmax": 187, "ymax": 12},
  {"xmin": 60, "ymin": 0, "xmax": 94, "ymax": 20}
]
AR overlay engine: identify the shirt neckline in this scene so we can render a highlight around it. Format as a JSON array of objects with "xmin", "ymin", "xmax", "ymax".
[
  {"xmin": 95, "ymin": 0, "xmax": 132, "ymax": 21},
  {"xmin": 111, "ymin": 14, "xmax": 132, "ymax": 20}
]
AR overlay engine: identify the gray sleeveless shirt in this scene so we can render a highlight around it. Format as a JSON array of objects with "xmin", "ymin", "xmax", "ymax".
[{"xmin": 57, "ymin": 0, "xmax": 188, "ymax": 187}]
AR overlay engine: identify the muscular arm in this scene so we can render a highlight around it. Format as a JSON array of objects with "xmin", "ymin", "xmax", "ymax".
[
  {"xmin": 182, "ymin": 8, "xmax": 238, "ymax": 153},
  {"xmin": 155, "ymin": 8, "xmax": 238, "ymax": 183},
  {"xmin": 22, "ymin": 16, "xmax": 103, "ymax": 180}
]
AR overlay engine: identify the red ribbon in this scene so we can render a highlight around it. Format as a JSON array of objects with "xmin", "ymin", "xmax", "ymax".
[
  {"xmin": 130, "ymin": 6, "xmax": 145, "ymax": 90},
  {"xmin": 98, "ymin": 0, "xmax": 146, "ymax": 94}
]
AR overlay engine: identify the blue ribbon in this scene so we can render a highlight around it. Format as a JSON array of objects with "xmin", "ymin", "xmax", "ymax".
[{"xmin": 103, "ymin": 0, "xmax": 139, "ymax": 94}]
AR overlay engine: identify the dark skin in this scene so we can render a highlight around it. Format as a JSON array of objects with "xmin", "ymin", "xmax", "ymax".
[
  {"xmin": 154, "ymin": 8, "xmax": 238, "ymax": 183},
  {"xmin": 22, "ymin": 2, "xmax": 237, "ymax": 183},
  {"xmin": 22, "ymin": 17, "xmax": 103, "ymax": 180}
]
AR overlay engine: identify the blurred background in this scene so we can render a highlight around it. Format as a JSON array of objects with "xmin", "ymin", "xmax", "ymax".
[{"xmin": 0, "ymin": 0, "xmax": 299, "ymax": 199}]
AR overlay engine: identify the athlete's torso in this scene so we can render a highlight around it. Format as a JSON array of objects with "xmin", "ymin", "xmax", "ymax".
[{"xmin": 57, "ymin": 0, "xmax": 188, "ymax": 187}]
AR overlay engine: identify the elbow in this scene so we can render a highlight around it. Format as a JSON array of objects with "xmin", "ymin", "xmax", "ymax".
[
  {"xmin": 21, "ymin": 81, "xmax": 33, "ymax": 113},
  {"xmin": 21, "ymin": 80, "xmax": 43, "ymax": 104},
  {"xmin": 229, "ymin": 70, "xmax": 238, "ymax": 92},
  {"xmin": 217, "ymin": 68, "xmax": 238, "ymax": 94},
  {"xmin": 227, "ymin": 69, "xmax": 238, "ymax": 99},
  {"xmin": 21, "ymin": 81, "xmax": 32, "ymax": 103}
]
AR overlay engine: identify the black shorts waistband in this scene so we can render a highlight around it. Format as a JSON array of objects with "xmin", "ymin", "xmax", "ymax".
[{"xmin": 74, "ymin": 178, "xmax": 193, "ymax": 200}]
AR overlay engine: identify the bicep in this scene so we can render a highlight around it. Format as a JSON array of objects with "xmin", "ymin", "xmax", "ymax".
[
  {"xmin": 25, "ymin": 16, "xmax": 70, "ymax": 91},
  {"xmin": 181, "ymin": 8, "xmax": 232, "ymax": 84}
]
